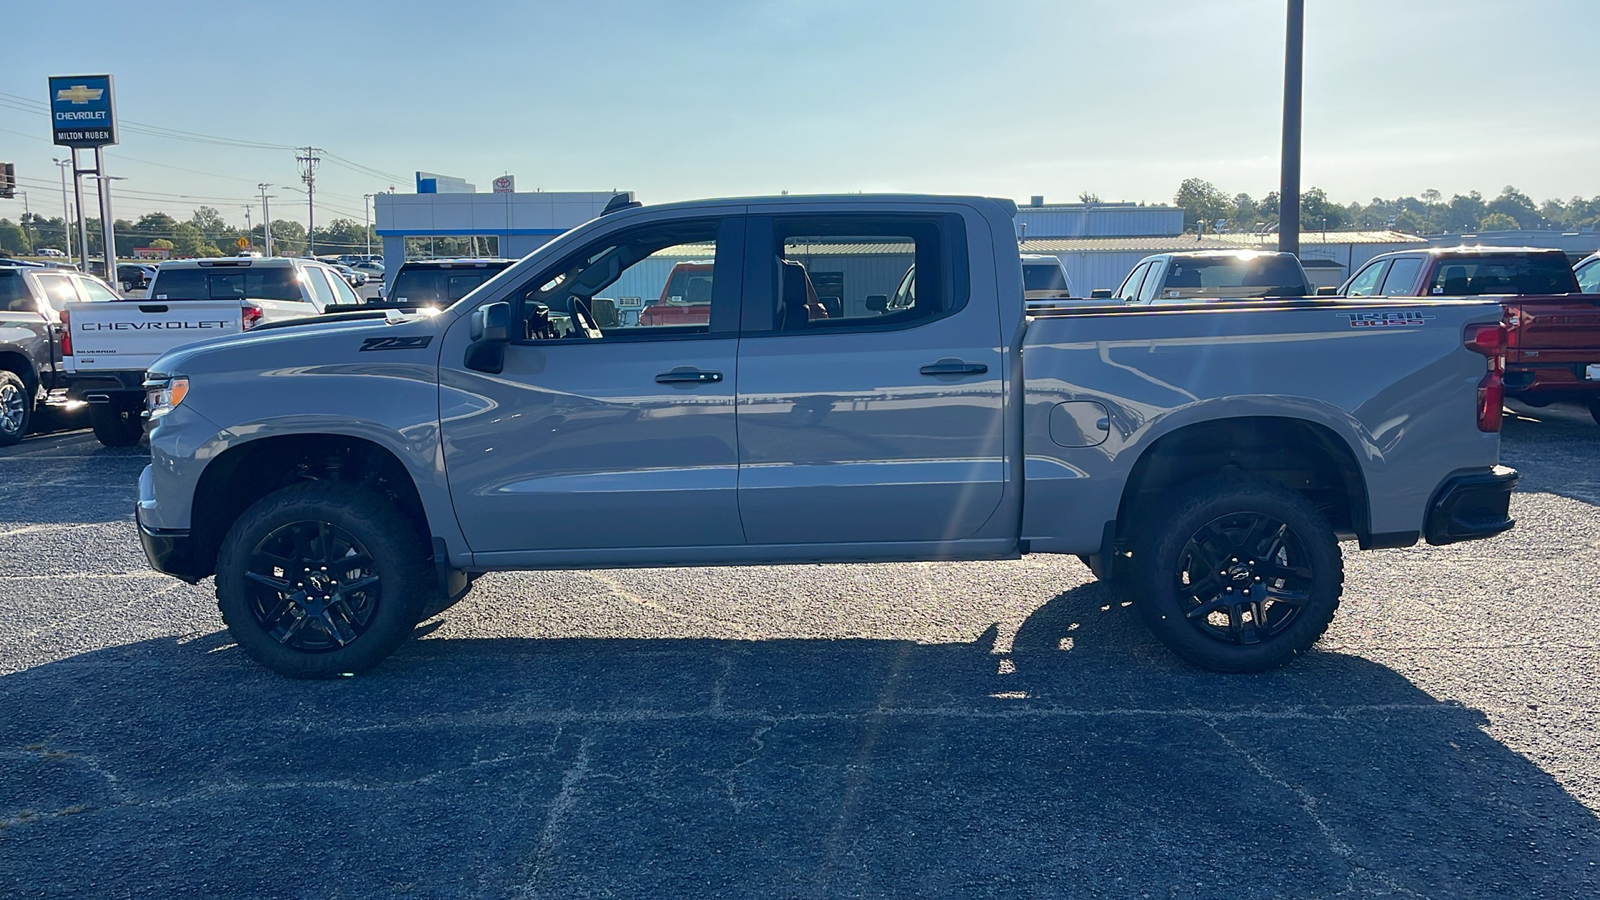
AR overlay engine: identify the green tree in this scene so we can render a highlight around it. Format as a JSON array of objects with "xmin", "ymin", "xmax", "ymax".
[
  {"xmin": 1486, "ymin": 185, "xmax": 1541, "ymax": 229},
  {"xmin": 266, "ymin": 219, "xmax": 307, "ymax": 257},
  {"xmin": 0, "ymin": 219, "xmax": 31, "ymax": 255},
  {"xmin": 149, "ymin": 238, "xmax": 175, "ymax": 251},
  {"xmin": 1477, "ymin": 212, "xmax": 1519, "ymax": 232},
  {"xmin": 1173, "ymin": 178, "xmax": 1231, "ymax": 233}
]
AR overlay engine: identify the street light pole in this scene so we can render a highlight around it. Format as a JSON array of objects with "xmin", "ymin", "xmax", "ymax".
[
  {"xmin": 89, "ymin": 172, "xmax": 124, "ymax": 279},
  {"xmin": 363, "ymin": 193, "xmax": 374, "ymax": 258},
  {"xmin": 258, "ymin": 184, "xmax": 274, "ymax": 257},
  {"xmin": 52, "ymin": 159, "xmax": 72, "ymax": 265},
  {"xmin": 1279, "ymin": 0, "xmax": 1305, "ymax": 256}
]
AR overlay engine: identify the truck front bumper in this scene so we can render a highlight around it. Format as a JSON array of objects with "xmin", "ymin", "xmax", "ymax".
[
  {"xmin": 1424, "ymin": 465, "xmax": 1518, "ymax": 546},
  {"xmin": 137, "ymin": 463, "xmax": 203, "ymax": 583}
]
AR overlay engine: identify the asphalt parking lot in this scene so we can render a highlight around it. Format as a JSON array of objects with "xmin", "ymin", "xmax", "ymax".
[{"xmin": 0, "ymin": 403, "xmax": 1597, "ymax": 899}]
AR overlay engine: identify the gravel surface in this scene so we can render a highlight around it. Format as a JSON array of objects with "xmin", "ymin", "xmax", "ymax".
[{"xmin": 0, "ymin": 403, "xmax": 1596, "ymax": 898}]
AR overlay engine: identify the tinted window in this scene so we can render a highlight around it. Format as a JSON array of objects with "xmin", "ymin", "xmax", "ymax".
[
  {"xmin": 1427, "ymin": 254, "xmax": 1580, "ymax": 295},
  {"xmin": 515, "ymin": 219, "xmax": 727, "ymax": 341},
  {"xmin": 0, "ymin": 271, "xmax": 34, "ymax": 313},
  {"xmin": 389, "ymin": 265, "xmax": 509, "ymax": 309},
  {"xmin": 1023, "ymin": 262, "xmax": 1069, "ymax": 292},
  {"xmin": 1344, "ymin": 261, "xmax": 1389, "ymax": 297},
  {"xmin": 1380, "ymin": 257, "xmax": 1423, "ymax": 295},
  {"xmin": 1577, "ymin": 259, "xmax": 1600, "ymax": 294},
  {"xmin": 152, "ymin": 267, "xmax": 303, "ymax": 301}
]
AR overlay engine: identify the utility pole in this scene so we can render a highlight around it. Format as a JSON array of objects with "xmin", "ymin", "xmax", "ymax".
[
  {"xmin": 296, "ymin": 147, "xmax": 322, "ymax": 258},
  {"xmin": 363, "ymin": 193, "xmax": 374, "ymax": 258},
  {"xmin": 242, "ymin": 205, "xmax": 252, "ymax": 249},
  {"xmin": 258, "ymin": 183, "xmax": 274, "ymax": 257},
  {"xmin": 53, "ymin": 159, "xmax": 72, "ymax": 263},
  {"xmin": 1279, "ymin": 0, "xmax": 1304, "ymax": 256}
]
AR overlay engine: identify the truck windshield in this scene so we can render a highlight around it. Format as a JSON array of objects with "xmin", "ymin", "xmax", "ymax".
[
  {"xmin": 388, "ymin": 267, "xmax": 506, "ymax": 308},
  {"xmin": 1165, "ymin": 256, "xmax": 1308, "ymax": 296},
  {"xmin": 1428, "ymin": 255, "xmax": 1580, "ymax": 295},
  {"xmin": 152, "ymin": 268, "xmax": 302, "ymax": 301}
]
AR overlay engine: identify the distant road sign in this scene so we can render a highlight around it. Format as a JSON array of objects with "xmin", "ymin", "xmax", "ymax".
[
  {"xmin": 493, "ymin": 175, "xmax": 515, "ymax": 194},
  {"xmin": 48, "ymin": 75, "xmax": 117, "ymax": 148},
  {"xmin": 237, "ymin": 237, "xmax": 250, "ymax": 250}
]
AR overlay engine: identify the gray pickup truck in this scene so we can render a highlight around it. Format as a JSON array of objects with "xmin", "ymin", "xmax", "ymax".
[{"xmin": 135, "ymin": 195, "xmax": 1517, "ymax": 678}]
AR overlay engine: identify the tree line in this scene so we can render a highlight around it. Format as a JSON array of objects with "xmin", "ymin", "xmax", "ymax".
[
  {"xmin": 1172, "ymin": 178, "xmax": 1600, "ymax": 236},
  {"xmin": 0, "ymin": 206, "xmax": 378, "ymax": 258}
]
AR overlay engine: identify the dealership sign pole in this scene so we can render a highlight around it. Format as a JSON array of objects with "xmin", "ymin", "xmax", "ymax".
[{"xmin": 48, "ymin": 75, "xmax": 118, "ymax": 279}]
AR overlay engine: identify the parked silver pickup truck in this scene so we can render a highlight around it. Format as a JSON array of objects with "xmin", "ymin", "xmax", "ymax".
[{"xmin": 135, "ymin": 195, "xmax": 1517, "ymax": 678}]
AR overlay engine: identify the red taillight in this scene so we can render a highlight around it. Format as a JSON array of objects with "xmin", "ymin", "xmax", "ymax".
[
  {"xmin": 1464, "ymin": 322, "xmax": 1506, "ymax": 433},
  {"xmin": 60, "ymin": 309, "xmax": 72, "ymax": 356},
  {"xmin": 241, "ymin": 303, "xmax": 263, "ymax": 330}
]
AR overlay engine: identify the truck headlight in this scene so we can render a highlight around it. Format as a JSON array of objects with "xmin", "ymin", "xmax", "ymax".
[{"xmin": 144, "ymin": 376, "xmax": 189, "ymax": 419}]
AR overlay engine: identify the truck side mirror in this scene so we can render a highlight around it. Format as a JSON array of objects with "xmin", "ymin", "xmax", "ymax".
[
  {"xmin": 865, "ymin": 294, "xmax": 888, "ymax": 313},
  {"xmin": 466, "ymin": 301, "xmax": 511, "ymax": 373},
  {"xmin": 1090, "ymin": 288, "xmax": 1112, "ymax": 299}
]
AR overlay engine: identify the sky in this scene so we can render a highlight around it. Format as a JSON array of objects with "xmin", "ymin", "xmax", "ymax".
[{"xmin": 2, "ymin": 0, "xmax": 1597, "ymax": 230}]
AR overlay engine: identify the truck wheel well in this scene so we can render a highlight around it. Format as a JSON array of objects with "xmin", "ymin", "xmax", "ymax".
[
  {"xmin": 188, "ymin": 435, "xmax": 430, "ymax": 581},
  {"xmin": 1115, "ymin": 417, "xmax": 1369, "ymax": 546},
  {"xmin": 0, "ymin": 351, "xmax": 38, "ymax": 396}
]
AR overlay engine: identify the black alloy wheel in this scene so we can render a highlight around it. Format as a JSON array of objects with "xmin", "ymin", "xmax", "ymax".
[
  {"xmin": 1174, "ymin": 512, "xmax": 1311, "ymax": 646},
  {"xmin": 1133, "ymin": 479, "xmax": 1342, "ymax": 672},
  {"xmin": 243, "ymin": 521, "xmax": 381, "ymax": 652}
]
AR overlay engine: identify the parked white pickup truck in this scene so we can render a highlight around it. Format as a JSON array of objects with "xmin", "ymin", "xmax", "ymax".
[{"xmin": 64, "ymin": 257, "xmax": 353, "ymax": 445}]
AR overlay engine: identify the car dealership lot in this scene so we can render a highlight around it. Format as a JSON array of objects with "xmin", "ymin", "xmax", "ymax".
[{"xmin": 0, "ymin": 406, "xmax": 1596, "ymax": 898}]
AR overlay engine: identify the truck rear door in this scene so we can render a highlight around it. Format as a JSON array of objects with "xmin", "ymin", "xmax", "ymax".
[
  {"xmin": 1506, "ymin": 296, "xmax": 1600, "ymax": 378},
  {"xmin": 733, "ymin": 210, "xmax": 1006, "ymax": 544},
  {"xmin": 64, "ymin": 299, "xmax": 244, "ymax": 374}
]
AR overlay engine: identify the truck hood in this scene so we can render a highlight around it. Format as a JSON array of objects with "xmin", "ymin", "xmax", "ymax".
[{"xmin": 148, "ymin": 311, "xmax": 445, "ymax": 379}]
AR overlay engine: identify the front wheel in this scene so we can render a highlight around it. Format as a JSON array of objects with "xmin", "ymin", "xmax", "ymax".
[
  {"xmin": 216, "ymin": 482, "xmax": 439, "ymax": 678},
  {"xmin": 1132, "ymin": 479, "xmax": 1343, "ymax": 673},
  {"xmin": 89, "ymin": 402, "xmax": 143, "ymax": 447}
]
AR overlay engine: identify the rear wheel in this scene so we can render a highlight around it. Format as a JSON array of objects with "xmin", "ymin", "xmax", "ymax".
[
  {"xmin": 89, "ymin": 401, "xmax": 143, "ymax": 447},
  {"xmin": 1133, "ymin": 479, "xmax": 1342, "ymax": 673},
  {"xmin": 216, "ymin": 482, "xmax": 437, "ymax": 678},
  {"xmin": 0, "ymin": 371, "xmax": 32, "ymax": 446}
]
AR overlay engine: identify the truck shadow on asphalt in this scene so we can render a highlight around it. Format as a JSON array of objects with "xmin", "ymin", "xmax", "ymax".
[{"xmin": 2, "ymin": 583, "xmax": 1597, "ymax": 899}]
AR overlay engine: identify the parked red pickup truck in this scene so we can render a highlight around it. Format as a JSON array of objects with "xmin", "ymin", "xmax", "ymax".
[{"xmin": 1341, "ymin": 247, "xmax": 1600, "ymax": 424}]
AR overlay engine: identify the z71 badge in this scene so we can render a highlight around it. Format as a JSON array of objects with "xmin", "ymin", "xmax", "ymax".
[
  {"xmin": 1338, "ymin": 311, "xmax": 1434, "ymax": 328},
  {"xmin": 359, "ymin": 336, "xmax": 434, "ymax": 351}
]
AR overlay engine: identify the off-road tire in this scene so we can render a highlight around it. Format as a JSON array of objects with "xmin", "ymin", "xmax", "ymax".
[
  {"xmin": 89, "ymin": 403, "xmax": 143, "ymax": 447},
  {"xmin": 216, "ymin": 482, "xmax": 438, "ymax": 678},
  {"xmin": 0, "ymin": 371, "xmax": 33, "ymax": 446},
  {"xmin": 1132, "ymin": 479, "xmax": 1343, "ymax": 673}
]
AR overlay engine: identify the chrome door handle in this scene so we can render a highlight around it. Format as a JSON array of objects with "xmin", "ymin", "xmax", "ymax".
[
  {"xmin": 655, "ymin": 368, "xmax": 723, "ymax": 384},
  {"xmin": 919, "ymin": 360, "xmax": 988, "ymax": 376}
]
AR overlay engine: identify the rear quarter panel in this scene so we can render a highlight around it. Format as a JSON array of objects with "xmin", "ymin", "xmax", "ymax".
[{"xmin": 1019, "ymin": 300, "xmax": 1505, "ymax": 552}]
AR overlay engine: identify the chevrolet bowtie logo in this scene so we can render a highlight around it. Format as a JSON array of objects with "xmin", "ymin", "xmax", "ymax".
[{"xmin": 56, "ymin": 85, "xmax": 103, "ymax": 104}]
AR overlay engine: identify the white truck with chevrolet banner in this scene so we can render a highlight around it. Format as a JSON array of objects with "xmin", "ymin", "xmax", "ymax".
[{"xmin": 63, "ymin": 257, "xmax": 351, "ymax": 445}]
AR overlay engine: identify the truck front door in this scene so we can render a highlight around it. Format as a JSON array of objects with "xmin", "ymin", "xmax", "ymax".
[
  {"xmin": 439, "ymin": 215, "xmax": 748, "ymax": 556},
  {"xmin": 733, "ymin": 211, "xmax": 1006, "ymax": 545}
]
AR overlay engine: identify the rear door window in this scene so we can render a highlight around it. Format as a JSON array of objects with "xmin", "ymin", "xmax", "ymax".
[
  {"xmin": 75, "ymin": 277, "xmax": 121, "ymax": 303},
  {"xmin": 1137, "ymin": 263, "xmax": 1166, "ymax": 301},
  {"xmin": 33, "ymin": 273, "xmax": 81, "ymax": 314},
  {"xmin": 1343, "ymin": 261, "xmax": 1389, "ymax": 297},
  {"xmin": 303, "ymin": 267, "xmax": 338, "ymax": 311},
  {"xmin": 1116, "ymin": 262, "xmax": 1152, "ymax": 301},
  {"xmin": 1379, "ymin": 257, "xmax": 1423, "ymax": 295},
  {"xmin": 1578, "ymin": 259, "xmax": 1600, "ymax": 294}
]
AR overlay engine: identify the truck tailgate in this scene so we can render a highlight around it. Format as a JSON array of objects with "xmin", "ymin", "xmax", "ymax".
[
  {"xmin": 1505, "ymin": 295, "xmax": 1600, "ymax": 365},
  {"xmin": 64, "ymin": 300, "xmax": 244, "ymax": 374}
]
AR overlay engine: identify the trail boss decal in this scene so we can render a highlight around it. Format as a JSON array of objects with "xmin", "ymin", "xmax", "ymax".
[
  {"xmin": 1338, "ymin": 311, "xmax": 1434, "ymax": 328},
  {"xmin": 360, "ymin": 336, "xmax": 434, "ymax": 351}
]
